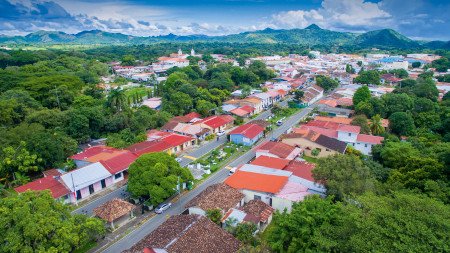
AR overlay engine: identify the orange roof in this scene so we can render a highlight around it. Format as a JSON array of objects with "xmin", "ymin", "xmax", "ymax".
[
  {"xmin": 315, "ymin": 116, "xmax": 352, "ymax": 125},
  {"xmin": 225, "ymin": 171, "xmax": 288, "ymax": 194},
  {"xmin": 250, "ymin": 155, "xmax": 290, "ymax": 170},
  {"xmin": 318, "ymin": 99, "xmax": 338, "ymax": 107},
  {"xmin": 87, "ymin": 150, "xmax": 128, "ymax": 163}
]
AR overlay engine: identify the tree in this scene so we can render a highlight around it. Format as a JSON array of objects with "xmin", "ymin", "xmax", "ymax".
[
  {"xmin": 351, "ymin": 115, "xmax": 370, "ymax": 134},
  {"xmin": 121, "ymin": 54, "xmax": 136, "ymax": 66},
  {"xmin": 369, "ymin": 114, "xmax": 385, "ymax": 135},
  {"xmin": 313, "ymin": 155, "xmax": 376, "ymax": 200},
  {"xmin": 0, "ymin": 191, "xmax": 105, "ymax": 253},
  {"xmin": 353, "ymin": 85, "xmax": 371, "ymax": 106},
  {"xmin": 354, "ymin": 70, "xmax": 380, "ymax": 85},
  {"xmin": 106, "ymin": 88, "xmax": 127, "ymax": 113},
  {"xmin": 196, "ymin": 99, "xmax": 215, "ymax": 117},
  {"xmin": 382, "ymin": 93, "xmax": 414, "ymax": 117},
  {"xmin": 206, "ymin": 208, "xmax": 222, "ymax": 225},
  {"xmin": 266, "ymin": 195, "xmax": 341, "ymax": 252},
  {"xmin": 315, "ymin": 75, "xmax": 339, "ymax": 91},
  {"xmin": 345, "ymin": 64, "xmax": 355, "ymax": 74},
  {"xmin": 235, "ymin": 222, "xmax": 258, "ymax": 244},
  {"xmin": 293, "ymin": 90, "xmax": 304, "ymax": 102},
  {"xmin": 318, "ymin": 192, "xmax": 450, "ymax": 253},
  {"xmin": 0, "ymin": 141, "xmax": 41, "ymax": 186},
  {"xmin": 379, "ymin": 141, "xmax": 420, "ymax": 169},
  {"xmin": 412, "ymin": 61, "xmax": 421, "ymax": 68},
  {"xmin": 127, "ymin": 152, "xmax": 193, "ymax": 205},
  {"xmin": 389, "ymin": 68, "xmax": 409, "ymax": 78},
  {"xmin": 413, "ymin": 78, "xmax": 439, "ymax": 101},
  {"xmin": 389, "ymin": 112, "xmax": 415, "ymax": 136},
  {"xmin": 355, "ymin": 101, "xmax": 374, "ymax": 118}
]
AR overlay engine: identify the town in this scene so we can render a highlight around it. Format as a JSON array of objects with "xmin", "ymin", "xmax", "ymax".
[{"xmin": 3, "ymin": 42, "xmax": 449, "ymax": 253}]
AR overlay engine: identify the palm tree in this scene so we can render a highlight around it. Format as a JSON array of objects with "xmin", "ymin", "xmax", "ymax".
[
  {"xmin": 107, "ymin": 88, "xmax": 127, "ymax": 112},
  {"xmin": 370, "ymin": 114, "xmax": 384, "ymax": 135}
]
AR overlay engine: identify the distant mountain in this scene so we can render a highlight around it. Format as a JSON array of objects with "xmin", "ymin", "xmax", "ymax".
[
  {"xmin": 0, "ymin": 25, "xmax": 448, "ymax": 50},
  {"xmin": 353, "ymin": 29, "xmax": 421, "ymax": 49}
]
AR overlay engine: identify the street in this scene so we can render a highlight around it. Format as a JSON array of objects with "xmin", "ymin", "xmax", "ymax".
[
  {"xmin": 72, "ymin": 99, "xmax": 285, "ymax": 216},
  {"xmin": 102, "ymin": 103, "xmax": 314, "ymax": 253}
]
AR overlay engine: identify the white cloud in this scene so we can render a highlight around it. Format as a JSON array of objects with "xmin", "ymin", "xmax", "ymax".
[{"xmin": 271, "ymin": 0, "xmax": 391, "ymax": 32}]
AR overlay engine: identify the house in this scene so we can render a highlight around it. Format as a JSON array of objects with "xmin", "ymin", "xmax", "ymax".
[
  {"xmin": 250, "ymin": 155, "xmax": 290, "ymax": 170},
  {"xmin": 255, "ymin": 141, "xmax": 302, "ymax": 160},
  {"xmin": 100, "ymin": 151, "xmax": 137, "ymax": 183},
  {"xmin": 123, "ymin": 215, "xmax": 241, "ymax": 253},
  {"xmin": 250, "ymin": 92, "xmax": 272, "ymax": 108},
  {"xmin": 230, "ymin": 105, "xmax": 255, "ymax": 118},
  {"xmin": 171, "ymin": 112, "xmax": 202, "ymax": 123},
  {"xmin": 238, "ymin": 200, "xmax": 274, "ymax": 231},
  {"xmin": 60, "ymin": 162, "xmax": 113, "ymax": 203},
  {"xmin": 299, "ymin": 85, "xmax": 324, "ymax": 107},
  {"xmin": 127, "ymin": 133, "xmax": 195, "ymax": 156},
  {"xmin": 93, "ymin": 198, "xmax": 136, "ymax": 230},
  {"xmin": 185, "ymin": 183, "xmax": 244, "ymax": 216},
  {"xmin": 229, "ymin": 123, "xmax": 265, "ymax": 146},
  {"xmin": 316, "ymin": 104, "xmax": 353, "ymax": 117},
  {"xmin": 15, "ymin": 169, "xmax": 71, "ymax": 203},
  {"xmin": 281, "ymin": 130, "xmax": 347, "ymax": 157},
  {"xmin": 299, "ymin": 120, "xmax": 384, "ymax": 155},
  {"xmin": 171, "ymin": 123, "xmax": 210, "ymax": 139},
  {"xmin": 194, "ymin": 115, "xmax": 234, "ymax": 133},
  {"xmin": 240, "ymin": 97, "xmax": 264, "ymax": 113},
  {"xmin": 142, "ymin": 97, "xmax": 162, "ymax": 110},
  {"xmin": 70, "ymin": 146, "xmax": 125, "ymax": 168},
  {"xmin": 225, "ymin": 170, "xmax": 313, "ymax": 213}
]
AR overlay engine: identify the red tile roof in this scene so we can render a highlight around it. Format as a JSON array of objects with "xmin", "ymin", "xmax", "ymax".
[
  {"xmin": 70, "ymin": 146, "xmax": 122, "ymax": 162},
  {"xmin": 315, "ymin": 116, "xmax": 352, "ymax": 125},
  {"xmin": 318, "ymin": 99, "xmax": 338, "ymax": 107},
  {"xmin": 100, "ymin": 151, "xmax": 138, "ymax": 174},
  {"xmin": 240, "ymin": 105, "xmax": 255, "ymax": 113},
  {"xmin": 127, "ymin": 140, "xmax": 172, "ymax": 156},
  {"xmin": 161, "ymin": 134, "xmax": 194, "ymax": 147},
  {"xmin": 356, "ymin": 134, "xmax": 384, "ymax": 144},
  {"xmin": 284, "ymin": 161, "xmax": 316, "ymax": 182},
  {"xmin": 256, "ymin": 141, "xmax": 299, "ymax": 159},
  {"xmin": 230, "ymin": 108, "xmax": 250, "ymax": 117},
  {"xmin": 15, "ymin": 175, "xmax": 69, "ymax": 199},
  {"xmin": 195, "ymin": 115, "xmax": 234, "ymax": 129},
  {"xmin": 229, "ymin": 124, "xmax": 264, "ymax": 139},
  {"xmin": 305, "ymin": 120, "xmax": 340, "ymax": 130},
  {"xmin": 225, "ymin": 170, "xmax": 288, "ymax": 194},
  {"xmin": 337, "ymin": 124, "xmax": 361, "ymax": 133},
  {"xmin": 250, "ymin": 155, "xmax": 290, "ymax": 170}
]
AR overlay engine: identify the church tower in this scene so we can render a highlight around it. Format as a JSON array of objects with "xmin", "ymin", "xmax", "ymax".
[
  {"xmin": 178, "ymin": 48, "xmax": 182, "ymax": 55},
  {"xmin": 190, "ymin": 48, "xmax": 195, "ymax": 56}
]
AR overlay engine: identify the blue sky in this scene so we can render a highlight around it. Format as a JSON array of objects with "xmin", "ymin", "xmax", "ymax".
[{"xmin": 1, "ymin": 0, "xmax": 450, "ymax": 40}]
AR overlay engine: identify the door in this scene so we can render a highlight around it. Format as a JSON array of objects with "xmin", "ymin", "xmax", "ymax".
[
  {"xmin": 101, "ymin": 179, "xmax": 106, "ymax": 189},
  {"xmin": 89, "ymin": 184, "xmax": 94, "ymax": 195},
  {"xmin": 76, "ymin": 190, "xmax": 82, "ymax": 200}
]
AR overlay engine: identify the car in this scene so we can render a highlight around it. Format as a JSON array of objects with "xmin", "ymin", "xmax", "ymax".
[
  {"xmin": 175, "ymin": 157, "xmax": 182, "ymax": 163},
  {"xmin": 154, "ymin": 203, "xmax": 172, "ymax": 214},
  {"xmin": 276, "ymin": 120, "xmax": 283, "ymax": 126},
  {"xmin": 216, "ymin": 130, "xmax": 226, "ymax": 136},
  {"xmin": 228, "ymin": 167, "xmax": 237, "ymax": 176}
]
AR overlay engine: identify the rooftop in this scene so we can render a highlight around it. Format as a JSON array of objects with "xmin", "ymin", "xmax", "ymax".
[
  {"xmin": 337, "ymin": 124, "xmax": 361, "ymax": 133},
  {"xmin": 284, "ymin": 160, "xmax": 316, "ymax": 182},
  {"xmin": 225, "ymin": 170, "xmax": 288, "ymax": 194},
  {"xmin": 93, "ymin": 198, "xmax": 136, "ymax": 222},
  {"xmin": 124, "ymin": 215, "xmax": 240, "ymax": 253},
  {"xmin": 256, "ymin": 141, "xmax": 301, "ymax": 159},
  {"xmin": 70, "ymin": 146, "xmax": 124, "ymax": 162},
  {"xmin": 195, "ymin": 115, "xmax": 234, "ymax": 129},
  {"xmin": 100, "ymin": 151, "xmax": 137, "ymax": 175},
  {"xmin": 15, "ymin": 173, "xmax": 69, "ymax": 199},
  {"xmin": 60, "ymin": 162, "xmax": 111, "ymax": 192},
  {"xmin": 185, "ymin": 183, "xmax": 244, "ymax": 212},
  {"xmin": 250, "ymin": 155, "xmax": 290, "ymax": 170},
  {"xmin": 239, "ymin": 200, "xmax": 274, "ymax": 223},
  {"xmin": 229, "ymin": 123, "xmax": 264, "ymax": 139}
]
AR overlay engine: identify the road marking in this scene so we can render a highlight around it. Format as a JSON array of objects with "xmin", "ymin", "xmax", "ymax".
[{"xmin": 183, "ymin": 155, "xmax": 197, "ymax": 161}]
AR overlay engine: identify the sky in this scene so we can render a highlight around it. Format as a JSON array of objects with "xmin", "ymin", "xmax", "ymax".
[{"xmin": 1, "ymin": 0, "xmax": 450, "ymax": 40}]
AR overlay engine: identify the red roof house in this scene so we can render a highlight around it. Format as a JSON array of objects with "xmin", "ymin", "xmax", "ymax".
[
  {"xmin": 284, "ymin": 161, "xmax": 316, "ymax": 182},
  {"xmin": 250, "ymin": 155, "xmax": 290, "ymax": 170},
  {"xmin": 225, "ymin": 170, "xmax": 288, "ymax": 194},
  {"xmin": 15, "ymin": 170, "xmax": 69, "ymax": 199},
  {"xmin": 100, "ymin": 151, "xmax": 138, "ymax": 175},
  {"xmin": 255, "ymin": 141, "xmax": 302, "ymax": 160}
]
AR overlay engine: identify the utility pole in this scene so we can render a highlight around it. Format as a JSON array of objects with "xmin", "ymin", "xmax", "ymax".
[{"xmin": 71, "ymin": 173, "xmax": 78, "ymax": 206}]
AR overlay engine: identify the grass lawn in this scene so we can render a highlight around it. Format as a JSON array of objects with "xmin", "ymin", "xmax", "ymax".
[
  {"xmin": 124, "ymin": 86, "xmax": 152, "ymax": 98},
  {"xmin": 73, "ymin": 241, "xmax": 98, "ymax": 253},
  {"xmin": 303, "ymin": 155, "xmax": 319, "ymax": 164}
]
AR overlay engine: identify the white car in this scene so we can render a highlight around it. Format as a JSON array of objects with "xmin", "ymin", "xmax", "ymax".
[
  {"xmin": 216, "ymin": 130, "xmax": 226, "ymax": 136},
  {"xmin": 154, "ymin": 203, "xmax": 172, "ymax": 214}
]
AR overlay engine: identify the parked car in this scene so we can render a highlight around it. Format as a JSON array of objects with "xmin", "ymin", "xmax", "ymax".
[
  {"xmin": 217, "ymin": 130, "xmax": 226, "ymax": 136},
  {"xmin": 276, "ymin": 120, "xmax": 283, "ymax": 126},
  {"xmin": 154, "ymin": 203, "xmax": 172, "ymax": 214},
  {"xmin": 228, "ymin": 167, "xmax": 237, "ymax": 176}
]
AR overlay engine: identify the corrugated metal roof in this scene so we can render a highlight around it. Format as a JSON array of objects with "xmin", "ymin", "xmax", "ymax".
[{"xmin": 61, "ymin": 162, "xmax": 111, "ymax": 191}]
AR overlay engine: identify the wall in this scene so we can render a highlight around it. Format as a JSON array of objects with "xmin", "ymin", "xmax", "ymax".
[
  {"xmin": 281, "ymin": 138, "xmax": 338, "ymax": 157},
  {"xmin": 271, "ymin": 196, "xmax": 293, "ymax": 213},
  {"xmin": 242, "ymin": 189, "xmax": 272, "ymax": 206},
  {"xmin": 353, "ymin": 142, "xmax": 372, "ymax": 155},
  {"xmin": 337, "ymin": 131, "xmax": 357, "ymax": 143}
]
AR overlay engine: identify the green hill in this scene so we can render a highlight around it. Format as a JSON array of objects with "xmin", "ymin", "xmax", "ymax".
[{"xmin": 0, "ymin": 25, "xmax": 448, "ymax": 50}]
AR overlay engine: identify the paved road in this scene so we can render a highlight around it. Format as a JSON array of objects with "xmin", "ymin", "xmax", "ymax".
[
  {"xmin": 72, "ymin": 99, "xmax": 286, "ymax": 216},
  {"xmin": 102, "ymin": 103, "xmax": 314, "ymax": 253}
]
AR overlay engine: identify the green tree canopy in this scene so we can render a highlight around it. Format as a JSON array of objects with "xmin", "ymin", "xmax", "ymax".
[
  {"xmin": 313, "ymin": 154, "xmax": 376, "ymax": 200},
  {"xmin": 127, "ymin": 152, "xmax": 193, "ymax": 205},
  {"xmin": 389, "ymin": 112, "xmax": 416, "ymax": 136},
  {"xmin": 0, "ymin": 191, "xmax": 105, "ymax": 253},
  {"xmin": 353, "ymin": 85, "xmax": 371, "ymax": 106},
  {"xmin": 354, "ymin": 70, "xmax": 380, "ymax": 85}
]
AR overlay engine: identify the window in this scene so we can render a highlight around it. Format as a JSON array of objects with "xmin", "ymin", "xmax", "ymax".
[
  {"xmin": 115, "ymin": 173, "xmax": 122, "ymax": 179},
  {"xmin": 254, "ymin": 195, "xmax": 261, "ymax": 200},
  {"xmin": 365, "ymin": 144, "xmax": 368, "ymax": 148},
  {"xmin": 348, "ymin": 133, "xmax": 351, "ymax": 136}
]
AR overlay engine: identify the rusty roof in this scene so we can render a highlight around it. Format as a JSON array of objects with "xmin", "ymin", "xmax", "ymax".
[
  {"xmin": 185, "ymin": 183, "xmax": 244, "ymax": 212},
  {"xmin": 93, "ymin": 198, "xmax": 135, "ymax": 222}
]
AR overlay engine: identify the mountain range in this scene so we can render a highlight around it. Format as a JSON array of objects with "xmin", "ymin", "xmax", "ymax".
[{"xmin": 1, "ymin": 24, "xmax": 449, "ymax": 50}]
